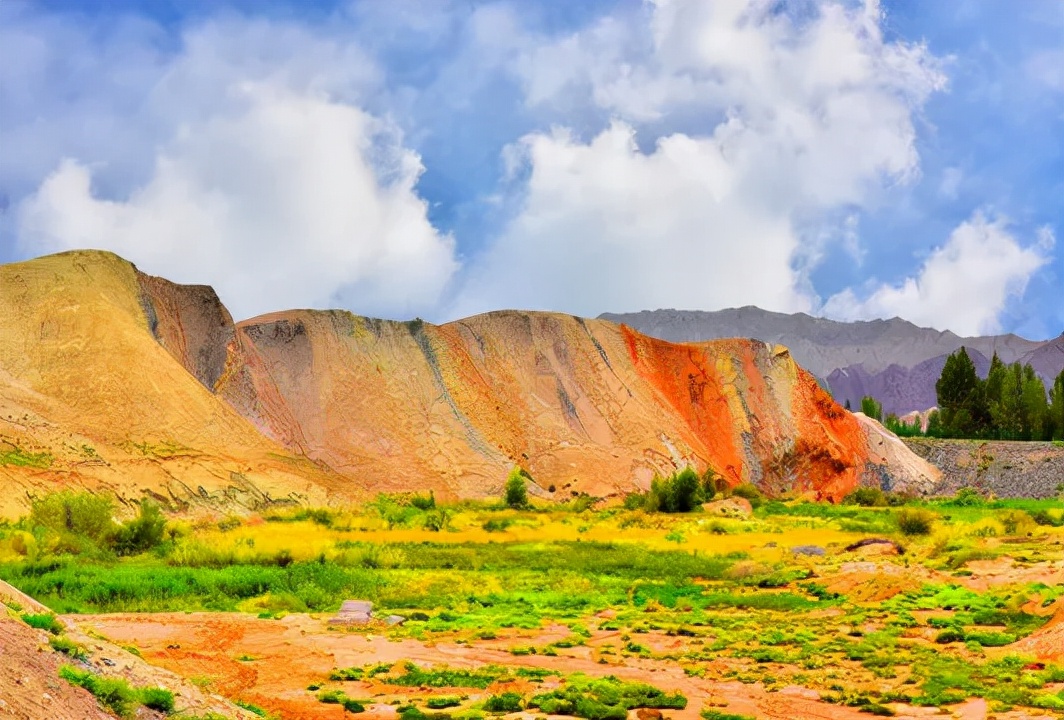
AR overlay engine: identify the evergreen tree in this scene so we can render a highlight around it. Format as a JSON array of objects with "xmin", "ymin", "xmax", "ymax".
[
  {"xmin": 998, "ymin": 362, "xmax": 1029, "ymax": 439},
  {"xmin": 860, "ymin": 395, "xmax": 883, "ymax": 422},
  {"xmin": 936, "ymin": 348, "xmax": 988, "ymax": 437},
  {"xmin": 1049, "ymin": 370, "xmax": 1064, "ymax": 441},
  {"xmin": 1021, "ymin": 365, "xmax": 1049, "ymax": 441},
  {"xmin": 926, "ymin": 409, "xmax": 943, "ymax": 438},
  {"xmin": 985, "ymin": 353, "xmax": 1006, "ymax": 437}
]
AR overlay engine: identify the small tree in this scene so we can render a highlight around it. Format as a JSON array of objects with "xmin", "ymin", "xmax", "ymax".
[
  {"xmin": 504, "ymin": 467, "xmax": 529, "ymax": 508},
  {"xmin": 860, "ymin": 396, "xmax": 883, "ymax": 422},
  {"xmin": 30, "ymin": 491, "xmax": 116, "ymax": 545}
]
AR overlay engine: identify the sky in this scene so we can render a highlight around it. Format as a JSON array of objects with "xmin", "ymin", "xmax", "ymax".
[{"xmin": 1, "ymin": 0, "xmax": 1062, "ymax": 338}]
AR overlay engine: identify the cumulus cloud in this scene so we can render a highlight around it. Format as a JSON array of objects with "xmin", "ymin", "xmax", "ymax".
[
  {"xmin": 12, "ymin": 17, "xmax": 455, "ymax": 321},
  {"xmin": 453, "ymin": 0, "xmax": 947, "ymax": 318},
  {"xmin": 822, "ymin": 213, "xmax": 1053, "ymax": 335}
]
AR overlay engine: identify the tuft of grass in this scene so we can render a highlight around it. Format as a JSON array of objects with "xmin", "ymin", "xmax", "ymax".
[
  {"xmin": 235, "ymin": 699, "xmax": 270, "ymax": 716},
  {"xmin": 701, "ymin": 712, "xmax": 757, "ymax": 720},
  {"xmin": 59, "ymin": 665, "xmax": 138, "ymax": 717},
  {"xmin": 21, "ymin": 612, "xmax": 63, "ymax": 634},
  {"xmin": 49, "ymin": 635, "xmax": 87, "ymax": 660}
]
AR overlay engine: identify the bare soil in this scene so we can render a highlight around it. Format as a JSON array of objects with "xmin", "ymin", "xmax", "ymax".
[{"xmin": 72, "ymin": 611, "xmax": 1061, "ymax": 720}]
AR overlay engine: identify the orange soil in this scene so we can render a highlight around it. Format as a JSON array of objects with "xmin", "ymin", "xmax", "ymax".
[{"xmin": 73, "ymin": 612, "xmax": 887, "ymax": 720}]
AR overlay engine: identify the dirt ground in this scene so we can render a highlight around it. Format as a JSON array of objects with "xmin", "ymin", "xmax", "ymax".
[
  {"xmin": 73, "ymin": 611, "xmax": 1061, "ymax": 720},
  {"xmin": 0, "ymin": 614, "xmax": 114, "ymax": 720}
]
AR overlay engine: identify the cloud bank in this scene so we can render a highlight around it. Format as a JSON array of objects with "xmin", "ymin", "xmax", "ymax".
[
  {"xmin": 2, "ymin": 0, "xmax": 1059, "ymax": 334},
  {"xmin": 453, "ymin": 0, "xmax": 948, "ymax": 318}
]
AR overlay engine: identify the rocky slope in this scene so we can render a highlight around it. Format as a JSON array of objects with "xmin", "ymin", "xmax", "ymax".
[
  {"xmin": 602, "ymin": 308, "xmax": 1061, "ymax": 415},
  {"xmin": 902, "ymin": 438, "xmax": 1064, "ymax": 499},
  {"xmin": 0, "ymin": 581, "xmax": 256, "ymax": 719},
  {"xmin": 0, "ymin": 251, "xmax": 937, "ymax": 515}
]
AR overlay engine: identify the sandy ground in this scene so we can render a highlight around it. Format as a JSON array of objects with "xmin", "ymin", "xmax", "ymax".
[{"xmin": 73, "ymin": 611, "xmax": 1062, "ymax": 720}]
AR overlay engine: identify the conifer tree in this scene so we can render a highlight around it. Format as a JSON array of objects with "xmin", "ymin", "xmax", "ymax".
[{"xmin": 936, "ymin": 348, "xmax": 988, "ymax": 437}]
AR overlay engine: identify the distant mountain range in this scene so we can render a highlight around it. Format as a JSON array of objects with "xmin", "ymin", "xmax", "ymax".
[{"xmin": 601, "ymin": 308, "xmax": 1064, "ymax": 416}]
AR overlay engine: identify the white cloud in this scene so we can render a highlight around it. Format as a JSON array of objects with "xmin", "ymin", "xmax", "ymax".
[
  {"xmin": 822, "ymin": 213, "xmax": 1053, "ymax": 335},
  {"xmin": 454, "ymin": 122, "xmax": 806, "ymax": 317},
  {"xmin": 453, "ymin": 0, "xmax": 947, "ymax": 318},
  {"xmin": 15, "ymin": 19, "xmax": 456, "ymax": 321}
]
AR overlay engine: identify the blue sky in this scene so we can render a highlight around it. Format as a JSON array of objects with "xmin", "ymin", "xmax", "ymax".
[{"xmin": 1, "ymin": 0, "xmax": 1061, "ymax": 338}]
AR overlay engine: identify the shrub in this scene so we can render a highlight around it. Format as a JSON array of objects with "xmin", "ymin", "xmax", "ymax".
[
  {"xmin": 482, "ymin": 518, "xmax": 512, "ymax": 533},
  {"xmin": 622, "ymin": 493, "xmax": 646, "ymax": 511},
  {"xmin": 423, "ymin": 510, "xmax": 450, "ymax": 532},
  {"xmin": 529, "ymin": 675, "xmax": 686, "ymax": 720},
  {"xmin": 998, "ymin": 510, "xmax": 1034, "ymax": 536},
  {"xmin": 410, "ymin": 492, "xmax": 437, "ymax": 511},
  {"xmin": 646, "ymin": 468, "xmax": 706, "ymax": 513},
  {"xmin": 139, "ymin": 687, "xmax": 175, "ymax": 712},
  {"xmin": 729, "ymin": 483, "xmax": 763, "ymax": 507},
  {"xmin": 113, "ymin": 500, "xmax": 167, "ymax": 555},
  {"xmin": 948, "ymin": 488, "xmax": 985, "ymax": 507},
  {"xmin": 484, "ymin": 692, "xmax": 523, "ymax": 713},
  {"xmin": 896, "ymin": 508, "xmax": 935, "ymax": 536},
  {"xmin": 843, "ymin": 487, "xmax": 887, "ymax": 507},
  {"xmin": 505, "ymin": 468, "xmax": 530, "ymax": 509},
  {"xmin": 30, "ymin": 491, "xmax": 116, "ymax": 544},
  {"xmin": 426, "ymin": 696, "xmax": 463, "ymax": 709}
]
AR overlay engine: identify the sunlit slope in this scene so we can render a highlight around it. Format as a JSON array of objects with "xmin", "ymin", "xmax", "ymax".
[
  {"xmin": 0, "ymin": 250, "xmax": 936, "ymax": 514},
  {"xmin": 225, "ymin": 309, "xmax": 935, "ymax": 500},
  {"xmin": 0, "ymin": 251, "xmax": 341, "ymax": 515}
]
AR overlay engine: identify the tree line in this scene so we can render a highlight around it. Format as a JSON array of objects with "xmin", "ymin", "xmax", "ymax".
[{"xmin": 856, "ymin": 347, "xmax": 1064, "ymax": 441}]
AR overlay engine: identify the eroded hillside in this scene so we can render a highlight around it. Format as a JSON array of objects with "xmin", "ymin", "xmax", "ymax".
[{"xmin": 0, "ymin": 251, "xmax": 936, "ymax": 515}]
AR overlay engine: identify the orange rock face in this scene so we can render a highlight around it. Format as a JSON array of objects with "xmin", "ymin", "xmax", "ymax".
[{"xmin": 0, "ymin": 251, "xmax": 932, "ymax": 514}]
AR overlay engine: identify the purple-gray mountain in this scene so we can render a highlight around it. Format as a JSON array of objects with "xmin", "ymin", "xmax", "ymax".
[{"xmin": 600, "ymin": 307, "xmax": 1064, "ymax": 416}]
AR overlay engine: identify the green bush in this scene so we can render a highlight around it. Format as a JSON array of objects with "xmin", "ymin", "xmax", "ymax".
[
  {"xmin": 505, "ymin": 468, "xmax": 530, "ymax": 509},
  {"xmin": 139, "ymin": 687, "xmax": 175, "ymax": 712},
  {"xmin": 423, "ymin": 510, "xmax": 450, "ymax": 532},
  {"xmin": 21, "ymin": 612, "xmax": 63, "ymax": 634},
  {"xmin": 49, "ymin": 635, "xmax": 86, "ymax": 659},
  {"xmin": 843, "ymin": 487, "xmax": 887, "ymax": 507},
  {"xmin": 728, "ymin": 483, "xmax": 763, "ymax": 509},
  {"xmin": 113, "ymin": 500, "xmax": 167, "ymax": 555},
  {"xmin": 646, "ymin": 468, "xmax": 714, "ymax": 513},
  {"xmin": 410, "ymin": 492, "xmax": 437, "ymax": 510},
  {"xmin": 481, "ymin": 518, "xmax": 513, "ymax": 533},
  {"xmin": 484, "ymin": 692, "xmax": 523, "ymax": 713},
  {"xmin": 701, "ymin": 712, "xmax": 756, "ymax": 720},
  {"xmin": 947, "ymin": 488, "xmax": 986, "ymax": 507},
  {"xmin": 426, "ymin": 696, "xmax": 463, "ymax": 709},
  {"xmin": 59, "ymin": 666, "xmax": 138, "ymax": 717},
  {"xmin": 31, "ymin": 491, "xmax": 116, "ymax": 544},
  {"xmin": 896, "ymin": 508, "xmax": 935, "ymax": 536},
  {"xmin": 528, "ymin": 675, "xmax": 686, "ymax": 720}
]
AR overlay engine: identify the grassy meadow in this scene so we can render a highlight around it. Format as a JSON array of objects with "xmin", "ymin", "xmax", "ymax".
[{"xmin": 2, "ymin": 485, "xmax": 1064, "ymax": 718}]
